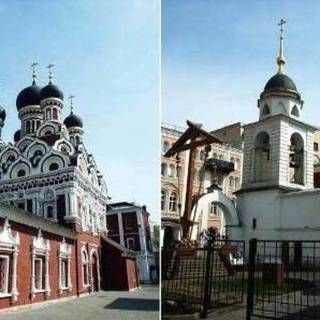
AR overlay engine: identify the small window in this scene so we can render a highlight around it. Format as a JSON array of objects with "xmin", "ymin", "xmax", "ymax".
[
  {"xmin": 252, "ymin": 218, "xmax": 257, "ymax": 230},
  {"xmin": 26, "ymin": 121, "xmax": 31, "ymax": 134},
  {"xmin": 162, "ymin": 141, "xmax": 170, "ymax": 154},
  {"xmin": 161, "ymin": 163, "xmax": 167, "ymax": 176},
  {"xmin": 161, "ymin": 190, "xmax": 167, "ymax": 211},
  {"xmin": 127, "ymin": 238, "xmax": 135, "ymax": 250},
  {"xmin": 34, "ymin": 257, "xmax": 44, "ymax": 290},
  {"xmin": 209, "ymin": 202, "xmax": 218, "ymax": 216},
  {"xmin": 291, "ymin": 105, "xmax": 300, "ymax": 117},
  {"xmin": 0, "ymin": 255, "xmax": 10, "ymax": 295},
  {"xmin": 53, "ymin": 108, "xmax": 58, "ymax": 120},
  {"xmin": 262, "ymin": 104, "xmax": 271, "ymax": 116},
  {"xmin": 17, "ymin": 169, "xmax": 26, "ymax": 177},
  {"xmin": 60, "ymin": 259, "xmax": 69, "ymax": 288},
  {"xmin": 169, "ymin": 192, "xmax": 177, "ymax": 212},
  {"xmin": 314, "ymin": 143, "xmax": 319, "ymax": 152},
  {"xmin": 47, "ymin": 206, "xmax": 54, "ymax": 219},
  {"xmin": 49, "ymin": 163, "xmax": 59, "ymax": 171}
]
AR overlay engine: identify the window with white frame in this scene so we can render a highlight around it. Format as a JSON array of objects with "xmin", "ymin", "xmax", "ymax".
[
  {"xmin": 60, "ymin": 259, "xmax": 68, "ymax": 289},
  {"xmin": 34, "ymin": 257, "xmax": 44, "ymax": 290},
  {"xmin": 0, "ymin": 255, "xmax": 10, "ymax": 295},
  {"xmin": 169, "ymin": 192, "xmax": 177, "ymax": 212},
  {"xmin": 59, "ymin": 238, "xmax": 72, "ymax": 293},
  {"xmin": 81, "ymin": 249, "xmax": 89, "ymax": 287},
  {"xmin": 209, "ymin": 202, "xmax": 218, "ymax": 216},
  {"xmin": 31, "ymin": 229, "xmax": 50, "ymax": 298},
  {"xmin": 0, "ymin": 218, "xmax": 19, "ymax": 301}
]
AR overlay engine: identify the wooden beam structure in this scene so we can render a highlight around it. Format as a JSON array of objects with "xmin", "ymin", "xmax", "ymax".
[{"xmin": 164, "ymin": 120, "xmax": 224, "ymax": 239}]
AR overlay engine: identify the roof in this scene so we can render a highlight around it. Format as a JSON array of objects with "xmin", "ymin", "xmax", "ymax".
[{"xmin": 0, "ymin": 203, "xmax": 76, "ymax": 240}]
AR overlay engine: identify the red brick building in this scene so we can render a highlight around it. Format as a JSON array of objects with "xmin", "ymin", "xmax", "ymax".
[
  {"xmin": 0, "ymin": 203, "xmax": 139, "ymax": 310},
  {"xmin": 106, "ymin": 202, "xmax": 156, "ymax": 283}
]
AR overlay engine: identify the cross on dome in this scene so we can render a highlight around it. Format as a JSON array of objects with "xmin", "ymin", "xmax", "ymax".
[{"xmin": 47, "ymin": 64, "xmax": 55, "ymax": 84}]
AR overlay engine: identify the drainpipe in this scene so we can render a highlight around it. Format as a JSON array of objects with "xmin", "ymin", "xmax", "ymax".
[{"xmin": 75, "ymin": 238, "xmax": 80, "ymax": 297}]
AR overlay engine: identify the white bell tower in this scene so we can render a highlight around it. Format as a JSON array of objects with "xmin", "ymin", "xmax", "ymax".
[{"xmin": 241, "ymin": 19, "xmax": 315, "ymax": 192}]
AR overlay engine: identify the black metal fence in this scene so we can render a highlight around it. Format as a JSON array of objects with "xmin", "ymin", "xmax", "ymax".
[
  {"xmin": 162, "ymin": 237, "xmax": 246, "ymax": 318},
  {"xmin": 247, "ymin": 239, "xmax": 320, "ymax": 320}
]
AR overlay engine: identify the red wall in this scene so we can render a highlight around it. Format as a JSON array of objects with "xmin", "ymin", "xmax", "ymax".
[{"xmin": 0, "ymin": 220, "xmax": 76, "ymax": 309}]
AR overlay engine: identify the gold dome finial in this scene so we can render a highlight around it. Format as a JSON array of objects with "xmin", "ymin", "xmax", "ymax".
[{"xmin": 277, "ymin": 19, "xmax": 286, "ymax": 73}]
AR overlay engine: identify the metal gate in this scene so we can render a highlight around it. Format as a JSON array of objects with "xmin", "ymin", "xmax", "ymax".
[
  {"xmin": 247, "ymin": 239, "xmax": 320, "ymax": 320},
  {"xmin": 162, "ymin": 237, "xmax": 246, "ymax": 318}
]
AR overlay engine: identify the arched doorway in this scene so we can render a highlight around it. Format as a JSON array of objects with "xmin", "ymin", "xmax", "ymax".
[
  {"xmin": 190, "ymin": 188, "xmax": 241, "ymax": 240},
  {"xmin": 91, "ymin": 253, "xmax": 99, "ymax": 291}
]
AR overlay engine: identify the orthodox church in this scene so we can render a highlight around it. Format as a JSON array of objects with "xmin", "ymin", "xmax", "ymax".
[
  {"xmin": 192, "ymin": 20, "xmax": 320, "ymax": 245},
  {"xmin": 0, "ymin": 65, "xmax": 138, "ymax": 310}
]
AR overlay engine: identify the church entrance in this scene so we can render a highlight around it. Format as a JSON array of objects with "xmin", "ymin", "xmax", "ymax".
[{"xmin": 91, "ymin": 253, "xmax": 99, "ymax": 291}]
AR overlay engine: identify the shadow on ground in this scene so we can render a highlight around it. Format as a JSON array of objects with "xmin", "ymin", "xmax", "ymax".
[{"xmin": 105, "ymin": 298, "xmax": 159, "ymax": 311}]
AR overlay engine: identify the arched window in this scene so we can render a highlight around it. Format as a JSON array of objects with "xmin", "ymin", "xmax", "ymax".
[
  {"xmin": 17, "ymin": 169, "xmax": 26, "ymax": 177},
  {"xmin": 291, "ymin": 105, "xmax": 300, "ymax": 117},
  {"xmin": 169, "ymin": 164, "xmax": 176, "ymax": 177},
  {"xmin": 169, "ymin": 192, "xmax": 177, "ymax": 212},
  {"xmin": 52, "ymin": 108, "xmax": 58, "ymax": 120},
  {"xmin": 209, "ymin": 202, "xmax": 218, "ymax": 215},
  {"xmin": 76, "ymin": 136, "xmax": 80, "ymax": 145},
  {"xmin": 162, "ymin": 141, "xmax": 170, "ymax": 154},
  {"xmin": 161, "ymin": 163, "xmax": 167, "ymax": 176},
  {"xmin": 81, "ymin": 249, "xmax": 89, "ymax": 287},
  {"xmin": 289, "ymin": 133, "xmax": 304, "ymax": 185},
  {"xmin": 161, "ymin": 189, "xmax": 167, "ymax": 211},
  {"xmin": 49, "ymin": 163, "xmax": 59, "ymax": 171},
  {"xmin": 262, "ymin": 104, "xmax": 271, "ymax": 117},
  {"xmin": 26, "ymin": 121, "xmax": 31, "ymax": 134},
  {"xmin": 46, "ymin": 109, "xmax": 51, "ymax": 120},
  {"xmin": 254, "ymin": 132, "xmax": 271, "ymax": 182},
  {"xmin": 47, "ymin": 206, "xmax": 54, "ymax": 219},
  {"xmin": 37, "ymin": 121, "xmax": 41, "ymax": 129},
  {"xmin": 31, "ymin": 121, "xmax": 35, "ymax": 133}
]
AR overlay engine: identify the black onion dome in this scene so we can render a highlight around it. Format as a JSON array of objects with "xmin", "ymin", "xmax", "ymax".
[
  {"xmin": 14, "ymin": 129, "xmax": 21, "ymax": 142},
  {"xmin": 63, "ymin": 112, "xmax": 83, "ymax": 128},
  {"xmin": 40, "ymin": 83, "xmax": 64, "ymax": 101},
  {"xmin": 0, "ymin": 106, "xmax": 6, "ymax": 122},
  {"xmin": 16, "ymin": 83, "xmax": 41, "ymax": 110},
  {"xmin": 264, "ymin": 73, "xmax": 297, "ymax": 92}
]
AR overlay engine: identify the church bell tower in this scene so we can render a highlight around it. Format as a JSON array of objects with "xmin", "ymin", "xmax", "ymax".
[{"xmin": 241, "ymin": 19, "xmax": 315, "ymax": 192}]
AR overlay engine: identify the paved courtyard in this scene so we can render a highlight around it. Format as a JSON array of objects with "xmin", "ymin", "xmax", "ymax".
[{"xmin": 0, "ymin": 285, "xmax": 159, "ymax": 320}]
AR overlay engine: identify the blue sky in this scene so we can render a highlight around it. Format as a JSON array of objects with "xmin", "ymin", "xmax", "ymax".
[
  {"xmin": 0, "ymin": 1, "xmax": 159, "ymax": 222},
  {"xmin": 162, "ymin": 0, "xmax": 320, "ymax": 130}
]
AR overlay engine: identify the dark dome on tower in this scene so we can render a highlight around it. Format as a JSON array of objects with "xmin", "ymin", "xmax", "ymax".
[
  {"xmin": 261, "ymin": 73, "xmax": 300, "ymax": 100},
  {"xmin": 0, "ymin": 106, "xmax": 6, "ymax": 122},
  {"xmin": 63, "ymin": 112, "xmax": 83, "ymax": 128},
  {"xmin": 16, "ymin": 83, "xmax": 41, "ymax": 111},
  {"xmin": 14, "ymin": 129, "xmax": 21, "ymax": 143},
  {"xmin": 264, "ymin": 73, "xmax": 297, "ymax": 92},
  {"xmin": 40, "ymin": 83, "xmax": 64, "ymax": 101}
]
